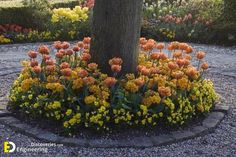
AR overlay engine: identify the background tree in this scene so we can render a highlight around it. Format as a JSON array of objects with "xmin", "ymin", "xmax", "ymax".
[{"xmin": 90, "ymin": 0, "xmax": 143, "ymax": 75}]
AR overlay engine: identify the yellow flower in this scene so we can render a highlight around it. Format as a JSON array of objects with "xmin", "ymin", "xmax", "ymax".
[
  {"xmin": 72, "ymin": 78, "xmax": 83, "ymax": 90},
  {"xmin": 66, "ymin": 109, "xmax": 73, "ymax": 116},
  {"xmin": 125, "ymin": 81, "xmax": 139, "ymax": 93},
  {"xmin": 63, "ymin": 121, "xmax": 69, "ymax": 128},
  {"xmin": 46, "ymin": 83, "xmax": 64, "ymax": 93},
  {"xmin": 52, "ymin": 101, "xmax": 61, "ymax": 109},
  {"xmin": 84, "ymin": 95, "xmax": 96, "ymax": 105}
]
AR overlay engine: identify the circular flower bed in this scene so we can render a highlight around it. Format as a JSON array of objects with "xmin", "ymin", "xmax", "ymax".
[{"xmin": 8, "ymin": 37, "xmax": 218, "ymax": 135}]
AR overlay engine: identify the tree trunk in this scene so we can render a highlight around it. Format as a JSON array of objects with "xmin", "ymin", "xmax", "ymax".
[{"xmin": 90, "ymin": 0, "xmax": 142, "ymax": 75}]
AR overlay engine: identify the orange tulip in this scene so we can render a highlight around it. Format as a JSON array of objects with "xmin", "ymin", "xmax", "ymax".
[
  {"xmin": 186, "ymin": 67, "xmax": 198, "ymax": 78},
  {"xmin": 109, "ymin": 57, "xmax": 123, "ymax": 66},
  {"xmin": 60, "ymin": 62, "xmax": 70, "ymax": 69},
  {"xmin": 62, "ymin": 42, "xmax": 70, "ymax": 49},
  {"xmin": 158, "ymin": 86, "xmax": 171, "ymax": 97},
  {"xmin": 61, "ymin": 68, "xmax": 72, "ymax": 77},
  {"xmin": 66, "ymin": 49, "xmax": 74, "ymax": 56},
  {"xmin": 78, "ymin": 69, "xmax": 88, "ymax": 78},
  {"xmin": 53, "ymin": 41, "xmax": 62, "ymax": 50},
  {"xmin": 196, "ymin": 51, "xmax": 206, "ymax": 60},
  {"xmin": 159, "ymin": 52, "xmax": 168, "ymax": 60},
  {"xmin": 32, "ymin": 66, "xmax": 41, "ymax": 74},
  {"xmin": 30, "ymin": 60, "xmax": 38, "ymax": 67},
  {"xmin": 83, "ymin": 37, "xmax": 91, "ymax": 44},
  {"xmin": 185, "ymin": 46, "xmax": 193, "ymax": 54},
  {"xmin": 103, "ymin": 77, "xmax": 117, "ymax": 87},
  {"xmin": 77, "ymin": 41, "xmax": 84, "ymax": 48},
  {"xmin": 28, "ymin": 51, "xmax": 37, "ymax": 58},
  {"xmin": 83, "ymin": 76, "xmax": 95, "ymax": 85},
  {"xmin": 81, "ymin": 53, "xmax": 91, "ymax": 62},
  {"xmin": 38, "ymin": 45, "xmax": 50, "ymax": 55},
  {"xmin": 55, "ymin": 52, "xmax": 64, "ymax": 58},
  {"xmin": 168, "ymin": 61, "xmax": 178, "ymax": 70},
  {"xmin": 173, "ymin": 51, "xmax": 182, "ymax": 58},
  {"xmin": 176, "ymin": 59, "xmax": 186, "ymax": 67},
  {"xmin": 201, "ymin": 62, "xmax": 209, "ymax": 70},
  {"xmin": 46, "ymin": 59, "xmax": 54, "ymax": 66},
  {"xmin": 46, "ymin": 65, "xmax": 56, "ymax": 73},
  {"xmin": 73, "ymin": 46, "xmax": 80, "ymax": 52},
  {"xmin": 156, "ymin": 43, "xmax": 165, "ymax": 49},
  {"xmin": 88, "ymin": 63, "xmax": 98, "ymax": 71},
  {"xmin": 179, "ymin": 43, "xmax": 188, "ymax": 50},
  {"xmin": 150, "ymin": 53, "xmax": 160, "ymax": 60},
  {"xmin": 111, "ymin": 65, "xmax": 121, "ymax": 73}
]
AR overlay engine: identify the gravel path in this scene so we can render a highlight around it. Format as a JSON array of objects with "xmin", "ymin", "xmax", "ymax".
[{"xmin": 0, "ymin": 43, "xmax": 236, "ymax": 157}]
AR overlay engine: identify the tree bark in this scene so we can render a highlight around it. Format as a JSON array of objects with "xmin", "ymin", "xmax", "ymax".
[{"xmin": 90, "ymin": 0, "xmax": 142, "ymax": 75}]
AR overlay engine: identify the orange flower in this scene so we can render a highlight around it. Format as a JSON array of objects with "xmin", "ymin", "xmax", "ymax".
[
  {"xmin": 196, "ymin": 51, "xmax": 206, "ymax": 60},
  {"xmin": 81, "ymin": 53, "xmax": 91, "ymax": 62},
  {"xmin": 43, "ymin": 55, "xmax": 50, "ymax": 61},
  {"xmin": 186, "ymin": 67, "xmax": 198, "ymax": 78},
  {"xmin": 38, "ymin": 45, "xmax": 49, "ymax": 55},
  {"xmin": 53, "ymin": 41, "xmax": 62, "ymax": 50},
  {"xmin": 140, "ymin": 37, "xmax": 147, "ymax": 45},
  {"xmin": 172, "ymin": 71, "xmax": 184, "ymax": 79},
  {"xmin": 46, "ymin": 65, "xmax": 56, "ymax": 73},
  {"xmin": 158, "ymin": 86, "xmax": 171, "ymax": 97},
  {"xmin": 173, "ymin": 51, "xmax": 182, "ymax": 58},
  {"xmin": 178, "ymin": 43, "xmax": 188, "ymax": 50},
  {"xmin": 134, "ymin": 78, "xmax": 145, "ymax": 87},
  {"xmin": 109, "ymin": 57, "xmax": 123, "ymax": 66},
  {"xmin": 111, "ymin": 65, "xmax": 121, "ymax": 73},
  {"xmin": 78, "ymin": 69, "xmax": 88, "ymax": 78},
  {"xmin": 46, "ymin": 59, "xmax": 54, "ymax": 66},
  {"xmin": 137, "ymin": 65, "xmax": 145, "ymax": 72},
  {"xmin": 88, "ymin": 63, "xmax": 98, "ymax": 71},
  {"xmin": 156, "ymin": 43, "xmax": 165, "ymax": 49},
  {"xmin": 28, "ymin": 51, "xmax": 37, "ymax": 58},
  {"xmin": 103, "ymin": 77, "xmax": 117, "ymax": 87},
  {"xmin": 59, "ymin": 49, "xmax": 66, "ymax": 55},
  {"xmin": 66, "ymin": 49, "xmax": 74, "ymax": 56},
  {"xmin": 170, "ymin": 41, "xmax": 179, "ymax": 49},
  {"xmin": 150, "ymin": 53, "xmax": 160, "ymax": 60},
  {"xmin": 83, "ymin": 37, "xmax": 91, "ymax": 44},
  {"xmin": 141, "ymin": 67, "xmax": 150, "ymax": 76},
  {"xmin": 185, "ymin": 54, "xmax": 192, "ymax": 60},
  {"xmin": 176, "ymin": 59, "xmax": 186, "ymax": 67},
  {"xmin": 159, "ymin": 52, "xmax": 168, "ymax": 60},
  {"xmin": 61, "ymin": 68, "xmax": 72, "ymax": 77},
  {"xmin": 30, "ymin": 60, "xmax": 38, "ymax": 67},
  {"xmin": 168, "ymin": 61, "xmax": 178, "ymax": 70},
  {"xmin": 73, "ymin": 46, "xmax": 80, "ymax": 52},
  {"xmin": 185, "ymin": 46, "xmax": 193, "ymax": 54},
  {"xmin": 77, "ymin": 41, "xmax": 84, "ymax": 48},
  {"xmin": 167, "ymin": 44, "xmax": 174, "ymax": 51},
  {"xmin": 55, "ymin": 52, "xmax": 64, "ymax": 58},
  {"xmin": 62, "ymin": 42, "xmax": 70, "ymax": 49},
  {"xmin": 83, "ymin": 76, "xmax": 95, "ymax": 85},
  {"xmin": 201, "ymin": 62, "xmax": 209, "ymax": 70},
  {"xmin": 32, "ymin": 66, "xmax": 41, "ymax": 74},
  {"xmin": 60, "ymin": 62, "xmax": 70, "ymax": 69}
]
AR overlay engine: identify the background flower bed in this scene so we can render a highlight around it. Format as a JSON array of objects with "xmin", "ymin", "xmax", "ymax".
[
  {"xmin": 0, "ymin": 0, "xmax": 235, "ymax": 45},
  {"xmin": 8, "ymin": 38, "xmax": 218, "ymax": 135}
]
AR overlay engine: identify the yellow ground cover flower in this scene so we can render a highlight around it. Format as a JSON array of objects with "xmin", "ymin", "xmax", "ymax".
[{"xmin": 84, "ymin": 95, "xmax": 96, "ymax": 105}]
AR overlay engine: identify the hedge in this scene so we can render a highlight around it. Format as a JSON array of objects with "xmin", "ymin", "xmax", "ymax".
[{"xmin": 0, "ymin": 0, "xmax": 79, "ymax": 28}]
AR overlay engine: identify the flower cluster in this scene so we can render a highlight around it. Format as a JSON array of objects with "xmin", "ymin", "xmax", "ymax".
[
  {"xmin": 9, "ymin": 37, "xmax": 217, "ymax": 135},
  {"xmin": 51, "ymin": 6, "xmax": 89, "ymax": 23}
]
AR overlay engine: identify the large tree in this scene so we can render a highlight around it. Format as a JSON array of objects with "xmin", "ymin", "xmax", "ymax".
[{"xmin": 90, "ymin": 0, "xmax": 143, "ymax": 75}]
